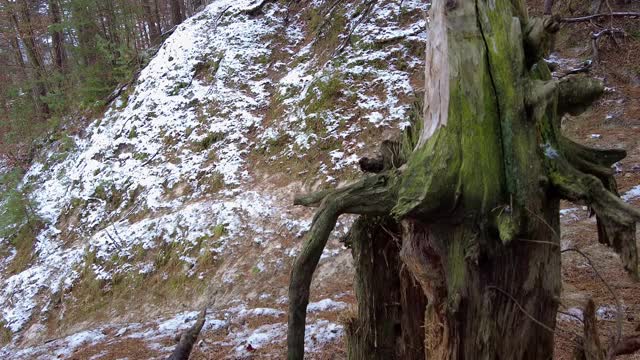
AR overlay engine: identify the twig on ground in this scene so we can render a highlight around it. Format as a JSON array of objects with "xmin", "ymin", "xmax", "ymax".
[{"xmin": 561, "ymin": 12, "xmax": 640, "ymax": 23}]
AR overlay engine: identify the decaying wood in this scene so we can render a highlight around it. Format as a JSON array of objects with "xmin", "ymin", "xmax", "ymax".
[
  {"xmin": 612, "ymin": 335, "xmax": 640, "ymax": 356},
  {"xmin": 167, "ymin": 308, "xmax": 206, "ymax": 360},
  {"xmin": 357, "ymin": 140, "xmax": 406, "ymax": 173},
  {"xmin": 578, "ymin": 299, "xmax": 606, "ymax": 360},
  {"xmin": 344, "ymin": 216, "xmax": 426, "ymax": 359},
  {"xmin": 573, "ymin": 299, "xmax": 640, "ymax": 359}
]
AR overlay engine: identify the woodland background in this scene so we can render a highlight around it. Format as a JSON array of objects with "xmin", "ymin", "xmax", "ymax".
[{"xmin": 0, "ymin": 0, "xmax": 208, "ymax": 166}]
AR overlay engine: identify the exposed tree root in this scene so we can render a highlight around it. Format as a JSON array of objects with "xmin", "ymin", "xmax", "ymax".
[
  {"xmin": 287, "ymin": 173, "xmax": 398, "ymax": 360},
  {"xmin": 549, "ymin": 159, "xmax": 640, "ymax": 279}
]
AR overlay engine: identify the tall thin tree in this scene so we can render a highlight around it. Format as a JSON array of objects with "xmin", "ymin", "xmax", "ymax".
[{"xmin": 48, "ymin": 0, "xmax": 67, "ymax": 72}]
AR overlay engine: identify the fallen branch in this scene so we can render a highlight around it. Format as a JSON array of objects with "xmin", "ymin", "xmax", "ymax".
[
  {"xmin": 591, "ymin": 28, "xmax": 625, "ymax": 62},
  {"xmin": 167, "ymin": 308, "xmax": 207, "ymax": 360},
  {"xmin": 105, "ymin": 83, "xmax": 129, "ymax": 106},
  {"xmin": 239, "ymin": 0, "xmax": 275, "ymax": 16},
  {"xmin": 592, "ymin": 28, "xmax": 625, "ymax": 40},
  {"xmin": 612, "ymin": 335, "xmax": 640, "ymax": 356},
  {"xmin": 561, "ymin": 12, "xmax": 640, "ymax": 23},
  {"xmin": 335, "ymin": 0, "xmax": 376, "ymax": 55}
]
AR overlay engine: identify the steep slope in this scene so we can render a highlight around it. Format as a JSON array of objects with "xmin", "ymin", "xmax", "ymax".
[{"xmin": 0, "ymin": 0, "xmax": 427, "ymax": 358}]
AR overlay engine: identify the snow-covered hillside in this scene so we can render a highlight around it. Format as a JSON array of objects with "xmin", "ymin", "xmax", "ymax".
[{"xmin": 0, "ymin": 0, "xmax": 428, "ymax": 357}]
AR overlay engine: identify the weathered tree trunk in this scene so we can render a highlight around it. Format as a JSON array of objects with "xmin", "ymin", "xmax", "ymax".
[
  {"xmin": 344, "ymin": 216, "xmax": 426, "ymax": 360},
  {"xmin": 287, "ymin": 0, "xmax": 640, "ymax": 359}
]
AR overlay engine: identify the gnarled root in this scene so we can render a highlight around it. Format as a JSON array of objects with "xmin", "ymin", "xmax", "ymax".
[
  {"xmin": 549, "ymin": 158, "xmax": 640, "ymax": 279},
  {"xmin": 287, "ymin": 173, "xmax": 399, "ymax": 360},
  {"xmin": 536, "ymin": 62, "xmax": 639, "ymax": 279}
]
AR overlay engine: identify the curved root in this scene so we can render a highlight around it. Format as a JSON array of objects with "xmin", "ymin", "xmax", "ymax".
[{"xmin": 287, "ymin": 173, "xmax": 398, "ymax": 360}]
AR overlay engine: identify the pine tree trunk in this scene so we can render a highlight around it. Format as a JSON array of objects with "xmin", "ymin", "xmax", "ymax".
[
  {"xmin": 143, "ymin": 0, "xmax": 161, "ymax": 43},
  {"xmin": 48, "ymin": 0, "xmax": 67, "ymax": 72},
  {"xmin": 13, "ymin": 0, "xmax": 50, "ymax": 117},
  {"xmin": 71, "ymin": 1, "xmax": 100, "ymax": 66},
  {"xmin": 170, "ymin": 0, "xmax": 184, "ymax": 26},
  {"xmin": 154, "ymin": 0, "xmax": 163, "ymax": 34}
]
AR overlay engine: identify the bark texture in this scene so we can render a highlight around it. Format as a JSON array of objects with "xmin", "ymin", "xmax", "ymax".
[
  {"xmin": 287, "ymin": 0, "xmax": 640, "ymax": 359},
  {"xmin": 344, "ymin": 216, "xmax": 426, "ymax": 360}
]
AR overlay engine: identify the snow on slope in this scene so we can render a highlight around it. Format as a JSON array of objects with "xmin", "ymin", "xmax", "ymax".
[{"xmin": 0, "ymin": 0, "xmax": 428, "ymax": 351}]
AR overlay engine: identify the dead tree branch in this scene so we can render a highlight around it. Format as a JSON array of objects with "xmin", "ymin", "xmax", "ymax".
[
  {"xmin": 167, "ymin": 308, "xmax": 207, "ymax": 360},
  {"xmin": 561, "ymin": 12, "xmax": 640, "ymax": 23},
  {"xmin": 550, "ymin": 160, "xmax": 640, "ymax": 279}
]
